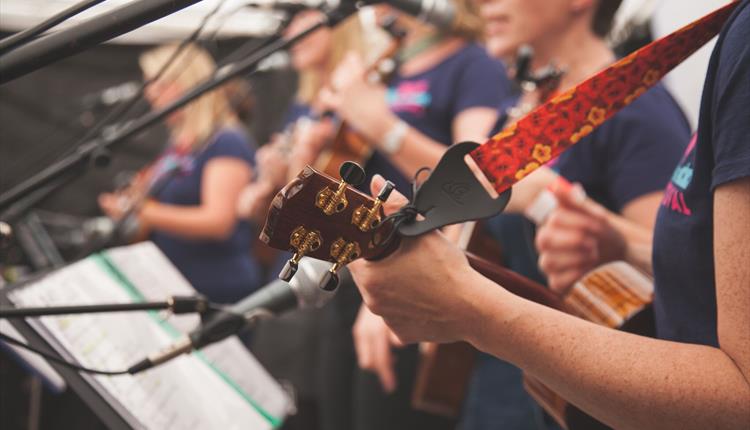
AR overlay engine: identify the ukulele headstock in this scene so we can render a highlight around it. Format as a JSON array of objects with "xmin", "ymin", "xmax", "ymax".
[{"xmin": 260, "ymin": 162, "xmax": 396, "ymax": 291}]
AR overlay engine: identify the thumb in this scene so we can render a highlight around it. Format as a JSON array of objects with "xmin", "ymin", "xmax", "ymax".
[
  {"xmin": 370, "ymin": 174, "xmax": 409, "ymax": 216},
  {"xmin": 549, "ymin": 177, "xmax": 586, "ymax": 207}
]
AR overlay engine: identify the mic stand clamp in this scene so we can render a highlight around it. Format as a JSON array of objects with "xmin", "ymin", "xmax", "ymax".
[{"xmin": 127, "ymin": 306, "xmax": 273, "ymax": 374}]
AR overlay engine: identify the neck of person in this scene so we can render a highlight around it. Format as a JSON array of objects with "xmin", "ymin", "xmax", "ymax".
[{"xmin": 530, "ymin": 23, "xmax": 615, "ymax": 91}]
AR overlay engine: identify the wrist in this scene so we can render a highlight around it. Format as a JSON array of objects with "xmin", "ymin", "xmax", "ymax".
[
  {"xmin": 137, "ymin": 199, "xmax": 158, "ymax": 225},
  {"xmin": 379, "ymin": 118, "xmax": 408, "ymax": 155},
  {"xmin": 457, "ymin": 269, "xmax": 516, "ymax": 349},
  {"xmin": 373, "ymin": 113, "xmax": 397, "ymax": 138}
]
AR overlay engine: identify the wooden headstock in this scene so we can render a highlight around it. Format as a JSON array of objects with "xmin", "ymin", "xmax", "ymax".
[{"xmin": 260, "ymin": 162, "xmax": 396, "ymax": 290}]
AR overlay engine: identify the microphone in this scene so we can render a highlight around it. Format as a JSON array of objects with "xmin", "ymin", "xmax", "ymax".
[
  {"xmin": 513, "ymin": 45, "xmax": 534, "ymax": 84},
  {"xmin": 374, "ymin": 0, "xmax": 456, "ymax": 30},
  {"xmin": 0, "ymin": 221, "xmax": 12, "ymax": 249},
  {"xmin": 249, "ymin": 0, "xmax": 457, "ymax": 30},
  {"xmin": 81, "ymin": 81, "xmax": 141, "ymax": 110},
  {"xmin": 127, "ymin": 258, "xmax": 337, "ymax": 374},
  {"xmin": 245, "ymin": 1, "xmax": 312, "ymax": 15}
]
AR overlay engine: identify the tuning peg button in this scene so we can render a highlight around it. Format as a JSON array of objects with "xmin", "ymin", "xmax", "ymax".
[
  {"xmin": 377, "ymin": 180, "xmax": 395, "ymax": 202},
  {"xmin": 340, "ymin": 161, "xmax": 365, "ymax": 187},
  {"xmin": 319, "ymin": 269, "xmax": 339, "ymax": 291},
  {"xmin": 279, "ymin": 259, "xmax": 298, "ymax": 282}
]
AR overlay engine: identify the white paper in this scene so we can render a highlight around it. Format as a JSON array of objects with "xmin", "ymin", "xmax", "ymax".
[
  {"xmin": 105, "ymin": 242, "xmax": 292, "ymax": 419},
  {"xmin": 8, "ymin": 254, "xmax": 278, "ymax": 430}
]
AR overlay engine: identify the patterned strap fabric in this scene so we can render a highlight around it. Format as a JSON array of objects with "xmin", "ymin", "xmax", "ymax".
[{"xmin": 469, "ymin": 1, "xmax": 739, "ymax": 195}]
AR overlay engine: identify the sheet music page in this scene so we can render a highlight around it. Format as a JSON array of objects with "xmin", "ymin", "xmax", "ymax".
[
  {"xmin": 8, "ymin": 256, "xmax": 275, "ymax": 430},
  {"xmin": 104, "ymin": 242, "xmax": 292, "ymax": 420}
]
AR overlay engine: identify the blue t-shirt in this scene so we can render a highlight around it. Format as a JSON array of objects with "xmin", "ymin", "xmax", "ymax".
[
  {"xmin": 283, "ymin": 102, "xmax": 314, "ymax": 126},
  {"xmin": 489, "ymin": 83, "xmax": 690, "ymax": 282},
  {"xmin": 553, "ymin": 84, "xmax": 691, "ymax": 212},
  {"xmin": 150, "ymin": 128, "xmax": 263, "ymax": 304},
  {"xmin": 652, "ymin": 0, "xmax": 750, "ymax": 346},
  {"xmin": 364, "ymin": 43, "xmax": 510, "ymax": 194}
]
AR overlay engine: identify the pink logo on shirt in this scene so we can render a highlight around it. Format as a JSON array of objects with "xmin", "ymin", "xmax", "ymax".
[
  {"xmin": 387, "ymin": 80, "xmax": 432, "ymax": 115},
  {"xmin": 661, "ymin": 134, "xmax": 696, "ymax": 216}
]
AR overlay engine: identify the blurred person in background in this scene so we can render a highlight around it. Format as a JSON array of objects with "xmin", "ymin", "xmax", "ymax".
[
  {"xmin": 449, "ymin": 0, "xmax": 690, "ymax": 428},
  {"xmin": 235, "ymin": 11, "xmax": 367, "ymax": 430},
  {"xmin": 98, "ymin": 43, "xmax": 262, "ymax": 305},
  {"xmin": 237, "ymin": 10, "xmax": 365, "ymax": 222},
  {"xmin": 316, "ymin": 2, "xmax": 512, "ymax": 429},
  {"xmin": 347, "ymin": 1, "xmax": 750, "ymax": 428}
]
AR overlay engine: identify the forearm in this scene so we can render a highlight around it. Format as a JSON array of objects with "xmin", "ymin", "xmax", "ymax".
[
  {"xmin": 605, "ymin": 212, "xmax": 653, "ymax": 274},
  {"xmin": 390, "ymin": 128, "xmax": 450, "ymax": 179},
  {"xmin": 140, "ymin": 201, "xmax": 237, "ymax": 240},
  {"xmin": 367, "ymin": 113, "xmax": 449, "ymax": 179},
  {"xmin": 466, "ymin": 272, "xmax": 750, "ymax": 429}
]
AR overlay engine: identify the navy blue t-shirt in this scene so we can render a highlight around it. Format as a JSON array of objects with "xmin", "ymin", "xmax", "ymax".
[
  {"xmin": 489, "ymin": 83, "xmax": 690, "ymax": 282},
  {"xmin": 283, "ymin": 102, "xmax": 314, "ymax": 126},
  {"xmin": 553, "ymin": 84, "xmax": 690, "ymax": 212},
  {"xmin": 150, "ymin": 128, "xmax": 263, "ymax": 304},
  {"xmin": 652, "ymin": 0, "xmax": 750, "ymax": 346},
  {"xmin": 364, "ymin": 43, "xmax": 510, "ymax": 194}
]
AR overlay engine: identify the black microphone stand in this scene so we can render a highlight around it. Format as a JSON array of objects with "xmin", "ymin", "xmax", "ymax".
[
  {"xmin": 0, "ymin": 0, "xmax": 107, "ymax": 55},
  {"xmin": 0, "ymin": 3, "xmax": 359, "ymax": 214},
  {"xmin": 0, "ymin": 0, "xmax": 204, "ymax": 84},
  {"xmin": 0, "ymin": 295, "xmax": 212, "ymax": 318}
]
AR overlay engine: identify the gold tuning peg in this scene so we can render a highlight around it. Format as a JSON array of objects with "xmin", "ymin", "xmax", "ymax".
[
  {"xmin": 279, "ymin": 226, "xmax": 322, "ymax": 281},
  {"xmin": 319, "ymin": 238, "xmax": 361, "ymax": 290},
  {"xmin": 351, "ymin": 180, "xmax": 395, "ymax": 232},
  {"xmin": 316, "ymin": 162, "xmax": 365, "ymax": 216}
]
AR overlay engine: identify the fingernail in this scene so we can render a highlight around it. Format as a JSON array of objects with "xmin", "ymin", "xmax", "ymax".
[{"xmin": 548, "ymin": 176, "xmax": 571, "ymax": 194}]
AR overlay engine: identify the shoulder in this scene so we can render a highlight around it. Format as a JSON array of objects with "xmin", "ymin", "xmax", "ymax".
[
  {"xmin": 427, "ymin": 42, "xmax": 506, "ymax": 79},
  {"xmin": 448, "ymin": 43, "xmax": 512, "ymax": 106},
  {"xmin": 716, "ymin": 3, "xmax": 750, "ymax": 90},
  {"xmin": 201, "ymin": 127, "xmax": 256, "ymax": 165},
  {"xmin": 726, "ymin": 0, "xmax": 750, "ymax": 41},
  {"xmin": 453, "ymin": 43, "xmax": 506, "ymax": 73},
  {"xmin": 704, "ymin": 1, "xmax": 750, "ymax": 190}
]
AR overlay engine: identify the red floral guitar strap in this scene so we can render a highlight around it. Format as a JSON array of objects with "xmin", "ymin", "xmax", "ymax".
[{"xmin": 469, "ymin": 1, "xmax": 739, "ymax": 195}]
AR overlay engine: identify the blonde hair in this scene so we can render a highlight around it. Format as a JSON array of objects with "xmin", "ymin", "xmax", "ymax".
[
  {"xmin": 297, "ymin": 15, "xmax": 366, "ymax": 104},
  {"xmin": 139, "ymin": 43, "xmax": 236, "ymax": 149},
  {"xmin": 451, "ymin": 0, "xmax": 485, "ymax": 41}
]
